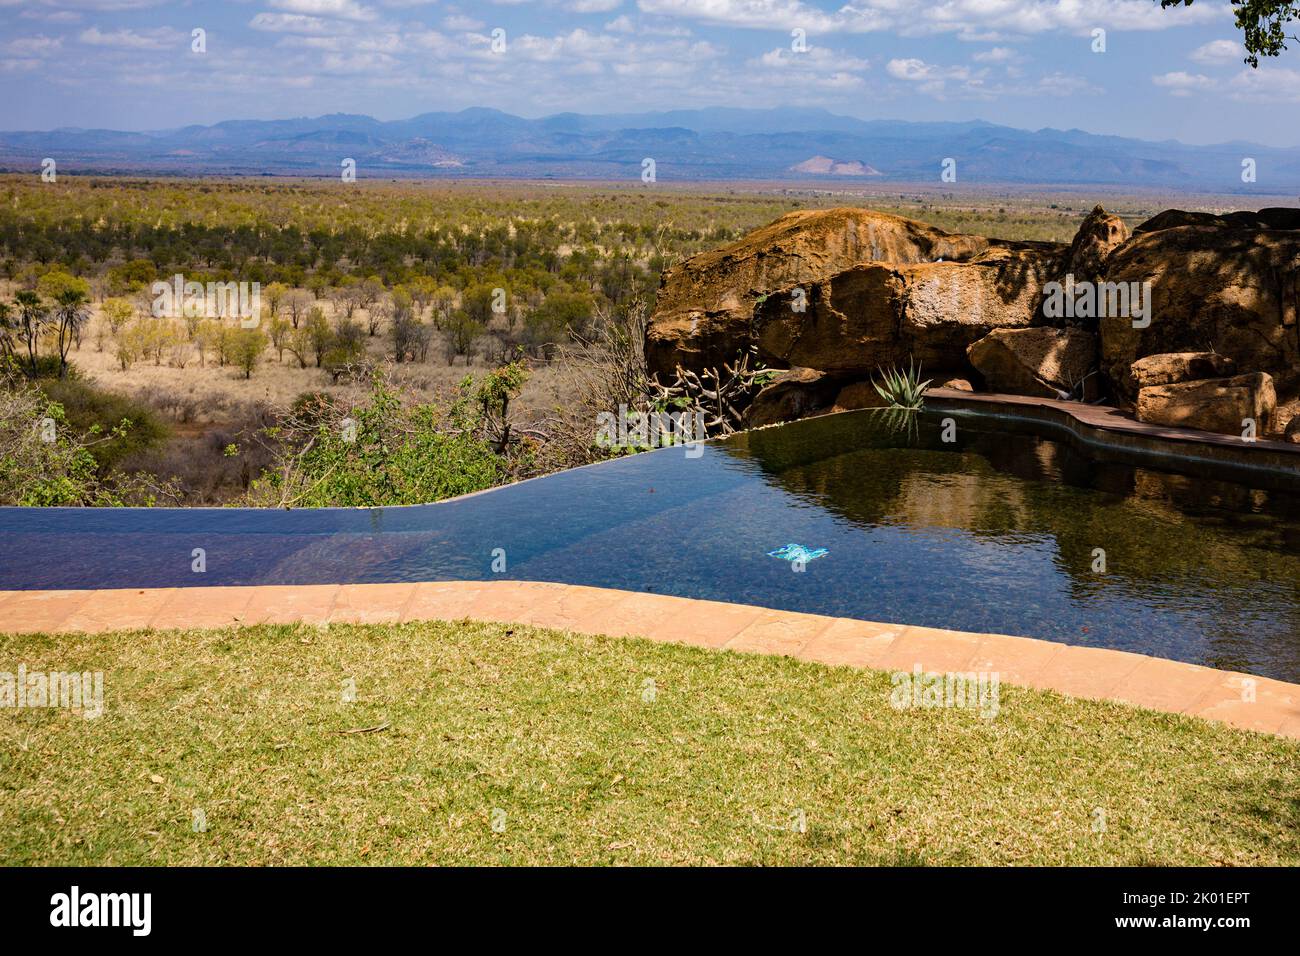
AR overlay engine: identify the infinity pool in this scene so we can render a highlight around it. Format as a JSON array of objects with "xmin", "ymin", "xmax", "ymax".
[{"xmin": 2, "ymin": 409, "xmax": 1299, "ymax": 681}]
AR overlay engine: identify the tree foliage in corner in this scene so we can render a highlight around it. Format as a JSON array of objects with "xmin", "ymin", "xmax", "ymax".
[{"xmin": 1161, "ymin": 0, "xmax": 1300, "ymax": 66}]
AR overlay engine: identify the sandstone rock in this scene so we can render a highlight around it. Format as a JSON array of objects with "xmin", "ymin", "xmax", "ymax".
[
  {"xmin": 941, "ymin": 378, "xmax": 974, "ymax": 391},
  {"xmin": 966, "ymin": 327, "xmax": 1098, "ymax": 398},
  {"xmin": 1099, "ymin": 224, "xmax": 1300, "ymax": 403},
  {"xmin": 831, "ymin": 380, "xmax": 887, "ymax": 412},
  {"xmin": 648, "ymin": 204, "xmax": 1300, "ymax": 429},
  {"xmin": 751, "ymin": 245, "xmax": 1059, "ymax": 375},
  {"xmin": 1127, "ymin": 352, "xmax": 1235, "ymax": 390},
  {"xmin": 1136, "ymin": 372, "xmax": 1276, "ymax": 436},
  {"xmin": 646, "ymin": 206, "xmax": 1063, "ymax": 378},
  {"xmin": 1133, "ymin": 207, "xmax": 1300, "ymax": 234},
  {"xmin": 1067, "ymin": 205, "xmax": 1129, "ymax": 280},
  {"xmin": 1286, "ymin": 415, "xmax": 1300, "ymax": 444},
  {"xmin": 742, "ymin": 367, "xmax": 840, "ymax": 428}
]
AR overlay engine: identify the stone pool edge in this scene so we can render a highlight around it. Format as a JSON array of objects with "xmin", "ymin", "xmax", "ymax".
[
  {"xmin": 923, "ymin": 388, "xmax": 1300, "ymax": 483},
  {"xmin": 1, "ymin": 580, "xmax": 1296, "ymax": 740}
]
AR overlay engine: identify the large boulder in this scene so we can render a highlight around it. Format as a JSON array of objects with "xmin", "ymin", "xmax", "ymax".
[
  {"xmin": 1067, "ymin": 205, "xmax": 1129, "ymax": 280},
  {"xmin": 742, "ymin": 368, "xmax": 841, "ymax": 428},
  {"xmin": 750, "ymin": 245, "xmax": 1059, "ymax": 374},
  {"xmin": 1099, "ymin": 223, "xmax": 1300, "ymax": 403},
  {"xmin": 1132, "ymin": 207, "xmax": 1300, "ymax": 235},
  {"xmin": 830, "ymin": 380, "xmax": 886, "ymax": 412},
  {"xmin": 967, "ymin": 327, "xmax": 1098, "ymax": 398},
  {"xmin": 1126, "ymin": 351, "xmax": 1235, "ymax": 391},
  {"xmin": 1136, "ymin": 372, "xmax": 1276, "ymax": 435},
  {"xmin": 646, "ymin": 206, "xmax": 1063, "ymax": 378}
]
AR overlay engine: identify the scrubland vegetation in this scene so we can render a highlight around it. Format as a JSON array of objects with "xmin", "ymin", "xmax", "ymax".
[{"xmin": 0, "ymin": 175, "xmax": 1223, "ymax": 507}]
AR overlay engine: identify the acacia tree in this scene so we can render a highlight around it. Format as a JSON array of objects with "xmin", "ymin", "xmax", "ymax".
[
  {"xmin": 283, "ymin": 289, "xmax": 313, "ymax": 329},
  {"xmin": 263, "ymin": 282, "xmax": 288, "ymax": 319},
  {"xmin": 231, "ymin": 328, "xmax": 268, "ymax": 379},
  {"xmin": 304, "ymin": 308, "xmax": 333, "ymax": 368},
  {"xmin": 101, "ymin": 298, "xmax": 134, "ymax": 351},
  {"xmin": 445, "ymin": 308, "xmax": 483, "ymax": 366}
]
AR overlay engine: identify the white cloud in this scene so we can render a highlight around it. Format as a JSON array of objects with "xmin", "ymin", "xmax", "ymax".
[
  {"xmin": 973, "ymin": 46, "xmax": 1017, "ymax": 64},
  {"xmin": 567, "ymin": 0, "xmax": 623, "ymax": 11},
  {"xmin": 889, "ymin": 55, "xmax": 1096, "ymax": 99},
  {"xmin": 268, "ymin": 0, "xmax": 378, "ymax": 22},
  {"xmin": 1190, "ymin": 39, "xmax": 1244, "ymax": 65},
  {"xmin": 754, "ymin": 46, "xmax": 869, "ymax": 73},
  {"xmin": 1154, "ymin": 62, "xmax": 1300, "ymax": 102},
  {"xmin": 443, "ymin": 14, "xmax": 486, "ymax": 31},
  {"xmin": 605, "ymin": 13, "xmax": 690, "ymax": 35},
  {"xmin": 635, "ymin": 0, "xmax": 1222, "ymax": 37},
  {"xmin": 78, "ymin": 26, "xmax": 186, "ymax": 50},
  {"xmin": 746, "ymin": 45, "xmax": 869, "ymax": 92},
  {"xmin": 1226, "ymin": 66, "xmax": 1300, "ymax": 101},
  {"xmin": 636, "ymin": 0, "xmax": 883, "ymax": 33},
  {"xmin": 0, "ymin": 58, "xmax": 43, "ymax": 74},
  {"xmin": 5, "ymin": 35, "xmax": 64, "ymax": 56},
  {"xmin": 19, "ymin": 10, "xmax": 83, "ymax": 23},
  {"xmin": 887, "ymin": 57, "xmax": 971, "ymax": 83},
  {"xmin": 7, "ymin": 0, "xmax": 163, "ymax": 10},
  {"xmin": 1152, "ymin": 70, "xmax": 1214, "ymax": 96},
  {"xmin": 321, "ymin": 51, "xmax": 398, "ymax": 73},
  {"xmin": 250, "ymin": 13, "xmax": 340, "ymax": 35}
]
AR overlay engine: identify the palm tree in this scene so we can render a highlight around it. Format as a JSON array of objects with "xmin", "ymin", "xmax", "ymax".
[
  {"xmin": 0, "ymin": 302, "xmax": 15, "ymax": 365},
  {"xmin": 13, "ymin": 291, "xmax": 45, "ymax": 377},
  {"xmin": 51, "ymin": 287, "xmax": 89, "ymax": 378}
]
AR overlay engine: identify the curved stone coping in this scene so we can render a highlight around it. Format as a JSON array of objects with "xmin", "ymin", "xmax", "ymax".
[
  {"xmin": 1, "ymin": 580, "xmax": 1296, "ymax": 740},
  {"xmin": 925, "ymin": 388, "xmax": 1300, "ymax": 484}
]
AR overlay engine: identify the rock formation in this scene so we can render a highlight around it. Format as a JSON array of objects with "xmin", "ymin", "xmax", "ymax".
[
  {"xmin": 646, "ymin": 203, "xmax": 1300, "ymax": 438},
  {"xmin": 1126, "ymin": 352, "xmax": 1236, "ymax": 391},
  {"xmin": 1136, "ymin": 372, "xmax": 1276, "ymax": 435},
  {"xmin": 644, "ymin": 207, "xmax": 1060, "ymax": 379},
  {"xmin": 1098, "ymin": 214, "xmax": 1300, "ymax": 409},
  {"xmin": 967, "ymin": 327, "xmax": 1097, "ymax": 398},
  {"xmin": 1065, "ymin": 205, "xmax": 1129, "ymax": 281},
  {"xmin": 742, "ymin": 368, "xmax": 841, "ymax": 428}
]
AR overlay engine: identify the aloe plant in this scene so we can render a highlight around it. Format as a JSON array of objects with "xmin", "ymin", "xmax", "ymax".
[{"xmin": 872, "ymin": 359, "xmax": 932, "ymax": 410}]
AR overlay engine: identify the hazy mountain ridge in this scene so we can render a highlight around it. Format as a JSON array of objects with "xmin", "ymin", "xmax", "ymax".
[{"xmin": 0, "ymin": 107, "xmax": 1294, "ymax": 189}]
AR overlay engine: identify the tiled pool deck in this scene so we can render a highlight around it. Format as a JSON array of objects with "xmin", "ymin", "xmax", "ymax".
[{"xmin": 2, "ymin": 581, "xmax": 1297, "ymax": 740}]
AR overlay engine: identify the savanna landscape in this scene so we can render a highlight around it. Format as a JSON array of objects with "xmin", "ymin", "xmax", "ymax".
[{"xmin": 0, "ymin": 174, "xmax": 1277, "ymax": 508}]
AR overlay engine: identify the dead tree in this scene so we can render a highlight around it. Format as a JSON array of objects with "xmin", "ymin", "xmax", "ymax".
[{"xmin": 649, "ymin": 348, "xmax": 768, "ymax": 435}]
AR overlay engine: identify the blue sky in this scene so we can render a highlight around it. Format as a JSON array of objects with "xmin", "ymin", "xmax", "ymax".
[{"xmin": 1, "ymin": 1, "xmax": 1297, "ymax": 146}]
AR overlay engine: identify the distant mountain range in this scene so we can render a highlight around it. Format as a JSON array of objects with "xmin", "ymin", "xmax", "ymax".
[{"xmin": 1, "ymin": 106, "xmax": 1296, "ymax": 191}]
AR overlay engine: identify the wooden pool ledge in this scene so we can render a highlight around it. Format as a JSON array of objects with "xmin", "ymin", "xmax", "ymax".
[{"xmin": 1, "ymin": 581, "xmax": 1296, "ymax": 740}]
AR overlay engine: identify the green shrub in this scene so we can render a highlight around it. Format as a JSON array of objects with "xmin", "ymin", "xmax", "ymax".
[
  {"xmin": 248, "ymin": 372, "xmax": 506, "ymax": 508},
  {"xmin": 37, "ymin": 378, "xmax": 169, "ymax": 470},
  {"xmin": 0, "ymin": 381, "xmax": 175, "ymax": 506}
]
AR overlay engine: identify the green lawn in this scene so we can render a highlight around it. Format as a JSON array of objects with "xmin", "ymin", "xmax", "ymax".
[{"xmin": 1, "ymin": 619, "xmax": 1296, "ymax": 866}]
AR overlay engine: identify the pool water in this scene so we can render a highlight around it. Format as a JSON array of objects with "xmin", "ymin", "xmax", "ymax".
[{"xmin": 2, "ymin": 409, "xmax": 1299, "ymax": 682}]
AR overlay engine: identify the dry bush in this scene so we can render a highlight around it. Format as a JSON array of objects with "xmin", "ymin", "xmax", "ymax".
[{"xmin": 543, "ymin": 296, "xmax": 652, "ymax": 470}]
